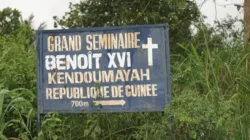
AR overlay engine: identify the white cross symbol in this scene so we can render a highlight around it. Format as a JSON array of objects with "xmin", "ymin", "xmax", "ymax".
[{"xmin": 142, "ymin": 38, "xmax": 158, "ymax": 66}]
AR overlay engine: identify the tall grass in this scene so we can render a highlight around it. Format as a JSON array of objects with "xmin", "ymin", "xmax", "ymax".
[{"xmin": 171, "ymin": 42, "xmax": 250, "ymax": 139}]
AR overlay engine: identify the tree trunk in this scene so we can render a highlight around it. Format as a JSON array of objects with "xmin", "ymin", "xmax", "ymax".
[{"xmin": 244, "ymin": 0, "xmax": 250, "ymax": 46}]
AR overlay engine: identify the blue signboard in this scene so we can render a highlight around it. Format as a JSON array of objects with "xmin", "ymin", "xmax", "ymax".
[{"xmin": 36, "ymin": 24, "xmax": 171, "ymax": 114}]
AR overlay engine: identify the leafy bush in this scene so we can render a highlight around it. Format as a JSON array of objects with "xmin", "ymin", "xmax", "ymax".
[{"xmin": 167, "ymin": 92, "xmax": 235, "ymax": 140}]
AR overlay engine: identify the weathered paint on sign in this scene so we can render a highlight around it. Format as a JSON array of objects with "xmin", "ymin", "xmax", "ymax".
[{"xmin": 36, "ymin": 24, "xmax": 171, "ymax": 114}]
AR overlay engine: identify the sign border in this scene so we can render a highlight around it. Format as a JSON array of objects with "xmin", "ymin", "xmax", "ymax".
[{"xmin": 36, "ymin": 24, "xmax": 171, "ymax": 114}]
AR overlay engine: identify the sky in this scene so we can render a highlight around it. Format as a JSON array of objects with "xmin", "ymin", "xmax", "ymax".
[{"xmin": 0, "ymin": 0, "xmax": 245, "ymax": 29}]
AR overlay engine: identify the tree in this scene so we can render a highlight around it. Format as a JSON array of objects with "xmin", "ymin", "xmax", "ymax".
[
  {"xmin": 0, "ymin": 8, "xmax": 22, "ymax": 36},
  {"xmin": 53, "ymin": 0, "xmax": 200, "ymax": 54},
  {"xmin": 0, "ymin": 8, "xmax": 46, "ymax": 48}
]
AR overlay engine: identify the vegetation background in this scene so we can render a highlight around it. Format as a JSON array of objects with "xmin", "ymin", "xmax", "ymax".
[{"xmin": 0, "ymin": 0, "xmax": 249, "ymax": 139}]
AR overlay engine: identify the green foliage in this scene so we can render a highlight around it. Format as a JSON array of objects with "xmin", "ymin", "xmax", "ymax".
[
  {"xmin": 0, "ymin": 2, "xmax": 249, "ymax": 140},
  {"xmin": 0, "ymin": 29, "xmax": 36, "ymax": 91},
  {"xmin": 0, "ymin": 8, "xmax": 36, "ymax": 47},
  {"xmin": 0, "ymin": 88, "xmax": 35, "ymax": 139},
  {"xmin": 0, "ymin": 8, "xmax": 37, "ymax": 139},
  {"xmin": 171, "ymin": 39, "xmax": 250, "ymax": 139},
  {"xmin": 168, "ymin": 92, "xmax": 235, "ymax": 139},
  {"xmin": 53, "ymin": 0, "xmax": 200, "ymax": 54},
  {"xmin": 36, "ymin": 112, "xmax": 71, "ymax": 140},
  {"xmin": 0, "ymin": 8, "xmax": 22, "ymax": 36}
]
